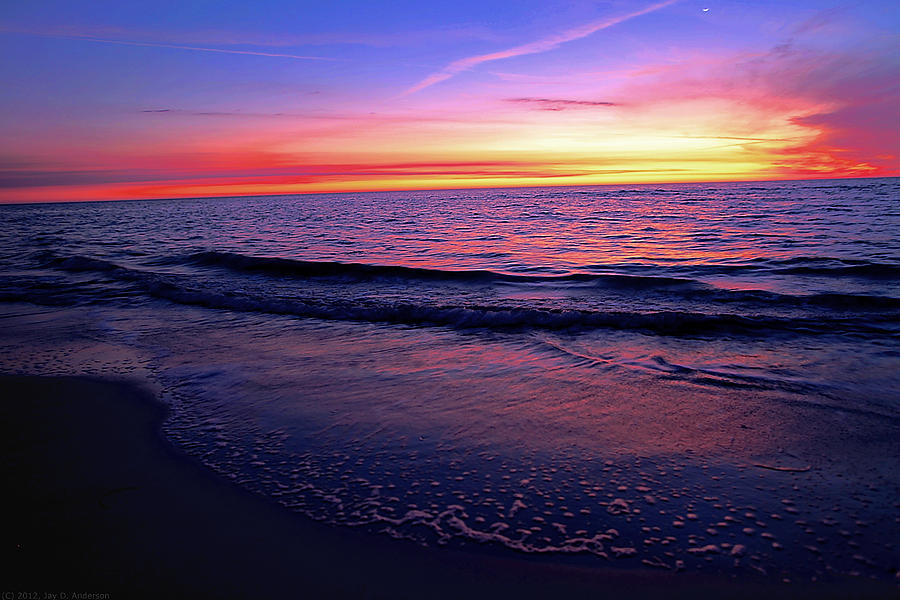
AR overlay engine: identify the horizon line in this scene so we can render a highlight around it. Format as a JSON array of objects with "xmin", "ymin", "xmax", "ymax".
[{"xmin": 1, "ymin": 173, "xmax": 895, "ymax": 206}]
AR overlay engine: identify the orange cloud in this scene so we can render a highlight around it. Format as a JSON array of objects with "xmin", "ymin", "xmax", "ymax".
[{"xmin": 2, "ymin": 29, "xmax": 895, "ymax": 204}]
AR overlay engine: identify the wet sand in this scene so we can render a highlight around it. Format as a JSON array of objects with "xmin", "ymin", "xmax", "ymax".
[{"xmin": 2, "ymin": 375, "xmax": 895, "ymax": 599}]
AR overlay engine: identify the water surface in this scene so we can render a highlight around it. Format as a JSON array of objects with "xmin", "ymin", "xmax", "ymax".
[{"xmin": 1, "ymin": 178, "xmax": 898, "ymax": 581}]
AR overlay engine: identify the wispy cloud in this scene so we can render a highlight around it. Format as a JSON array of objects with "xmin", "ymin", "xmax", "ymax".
[
  {"xmin": 139, "ymin": 108, "xmax": 309, "ymax": 117},
  {"xmin": 134, "ymin": 107, "xmax": 528, "ymax": 128},
  {"xmin": 0, "ymin": 23, "xmax": 503, "ymax": 50},
  {"xmin": 259, "ymin": 26, "xmax": 506, "ymax": 48},
  {"xmin": 4, "ymin": 30, "xmax": 336, "ymax": 61},
  {"xmin": 0, "ymin": 157, "xmax": 689, "ymax": 192},
  {"xmin": 506, "ymin": 97, "xmax": 619, "ymax": 111},
  {"xmin": 403, "ymin": 0, "xmax": 677, "ymax": 94},
  {"xmin": 69, "ymin": 36, "xmax": 338, "ymax": 60}
]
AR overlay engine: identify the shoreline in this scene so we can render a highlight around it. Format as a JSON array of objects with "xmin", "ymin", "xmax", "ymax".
[{"xmin": 2, "ymin": 374, "xmax": 895, "ymax": 599}]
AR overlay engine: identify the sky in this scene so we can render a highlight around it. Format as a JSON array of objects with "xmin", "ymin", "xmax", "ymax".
[{"xmin": 0, "ymin": 0, "xmax": 898, "ymax": 202}]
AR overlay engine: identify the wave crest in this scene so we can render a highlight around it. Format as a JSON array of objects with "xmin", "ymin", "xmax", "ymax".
[{"xmin": 31, "ymin": 252, "xmax": 900, "ymax": 337}]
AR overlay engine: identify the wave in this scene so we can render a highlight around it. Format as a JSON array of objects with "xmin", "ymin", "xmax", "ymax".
[
  {"xmin": 142, "ymin": 285, "xmax": 900, "ymax": 336},
  {"xmin": 182, "ymin": 251, "xmax": 701, "ymax": 290},
  {"xmin": 182, "ymin": 251, "xmax": 900, "ymax": 309},
  {"xmin": 183, "ymin": 250, "xmax": 900, "ymax": 294},
  {"xmin": 703, "ymin": 288, "xmax": 900, "ymax": 310},
  {"xmin": 43, "ymin": 254, "xmax": 135, "ymax": 274},
  {"xmin": 773, "ymin": 264, "xmax": 900, "ymax": 278},
  {"xmin": 536, "ymin": 342, "xmax": 899, "ymax": 419},
  {"xmin": 32, "ymin": 254, "xmax": 900, "ymax": 337}
]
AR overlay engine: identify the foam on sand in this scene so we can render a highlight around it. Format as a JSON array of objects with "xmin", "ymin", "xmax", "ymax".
[{"xmin": 5, "ymin": 375, "xmax": 897, "ymax": 599}]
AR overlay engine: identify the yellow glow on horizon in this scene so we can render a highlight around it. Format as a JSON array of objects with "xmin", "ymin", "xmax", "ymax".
[{"xmin": 0, "ymin": 82, "xmax": 889, "ymax": 204}]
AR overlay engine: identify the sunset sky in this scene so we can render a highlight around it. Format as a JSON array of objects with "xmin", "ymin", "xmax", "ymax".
[{"xmin": 1, "ymin": 0, "xmax": 897, "ymax": 202}]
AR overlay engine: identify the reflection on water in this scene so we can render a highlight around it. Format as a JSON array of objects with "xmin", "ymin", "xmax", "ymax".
[
  {"xmin": 0, "ymin": 178, "xmax": 898, "ymax": 581},
  {"xmin": 2, "ymin": 303, "xmax": 897, "ymax": 580}
]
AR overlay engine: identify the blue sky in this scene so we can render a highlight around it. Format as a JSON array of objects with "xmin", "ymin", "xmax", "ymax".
[{"xmin": 1, "ymin": 0, "xmax": 897, "ymax": 201}]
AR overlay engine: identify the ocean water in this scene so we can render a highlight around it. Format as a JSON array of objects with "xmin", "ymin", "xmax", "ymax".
[{"xmin": 1, "ymin": 178, "xmax": 898, "ymax": 580}]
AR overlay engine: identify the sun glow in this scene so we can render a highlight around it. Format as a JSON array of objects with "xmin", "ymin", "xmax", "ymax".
[{"xmin": 0, "ymin": 1, "xmax": 896, "ymax": 203}]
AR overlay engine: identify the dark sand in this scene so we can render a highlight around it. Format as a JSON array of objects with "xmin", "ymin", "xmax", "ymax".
[{"xmin": 2, "ymin": 375, "xmax": 895, "ymax": 599}]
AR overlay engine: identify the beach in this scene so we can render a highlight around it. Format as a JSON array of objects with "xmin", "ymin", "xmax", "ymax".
[{"xmin": 4, "ymin": 374, "xmax": 896, "ymax": 599}]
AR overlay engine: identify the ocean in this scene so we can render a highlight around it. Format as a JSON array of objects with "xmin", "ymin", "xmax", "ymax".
[{"xmin": 1, "ymin": 178, "xmax": 898, "ymax": 580}]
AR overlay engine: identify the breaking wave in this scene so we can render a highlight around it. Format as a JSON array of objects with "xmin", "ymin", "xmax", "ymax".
[{"xmin": 28, "ymin": 253, "xmax": 900, "ymax": 337}]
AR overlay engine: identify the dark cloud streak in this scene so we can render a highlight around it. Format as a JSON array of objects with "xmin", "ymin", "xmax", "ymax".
[{"xmin": 505, "ymin": 97, "xmax": 620, "ymax": 111}]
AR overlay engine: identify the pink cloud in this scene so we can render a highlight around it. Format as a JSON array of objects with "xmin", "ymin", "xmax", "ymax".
[{"xmin": 607, "ymin": 41, "xmax": 900, "ymax": 176}]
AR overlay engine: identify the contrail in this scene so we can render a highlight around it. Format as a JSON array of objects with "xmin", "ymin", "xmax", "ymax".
[
  {"xmin": 20, "ymin": 33, "xmax": 337, "ymax": 61},
  {"xmin": 403, "ymin": 0, "xmax": 678, "ymax": 95}
]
